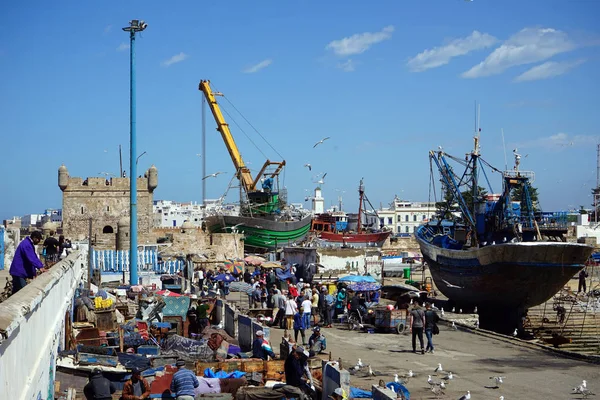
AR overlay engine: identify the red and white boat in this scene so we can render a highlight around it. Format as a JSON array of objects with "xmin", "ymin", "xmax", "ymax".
[{"xmin": 310, "ymin": 179, "xmax": 392, "ymax": 248}]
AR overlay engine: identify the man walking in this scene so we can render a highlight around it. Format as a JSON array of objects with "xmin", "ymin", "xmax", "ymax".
[
  {"xmin": 578, "ymin": 268, "xmax": 589, "ymax": 293},
  {"xmin": 9, "ymin": 231, "xmax": 46, "ymax": 294},
  {"xmin": 409, "ymin": 302, "xmax": 425, "ymax": 354},
  {"xmin": 170, "ymin": 359, "xmax": 199, "ymax": 400},
  {"xmin": 43, "ymin": 230, "xmax": 60, "ymax": 265},
  {"xmin": 424, "ymin": 303, "xmax": 439, "ymax": 353}
]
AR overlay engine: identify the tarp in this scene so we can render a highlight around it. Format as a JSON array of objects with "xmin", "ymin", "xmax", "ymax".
[
  {"xmin": 229, "ymin": 281, "xmax": 253, "ymax": 294},
  {"xmin": 203, "ymin": 368, "xmax": 246, "ymax": 379},
  {"xmin": 161, "ymin": 296, "xmax": 191, "ymax": 321},
  {"xmin": 261, "ymin": 261, "xmax": 282, "ymax": 269},
  {"xmin": 275, "ymin": 264, "xmax": 295, "ymax": 281},
  {"xmin": 156, "ymin": 289, "xmax": 182, "ymax": 297},
  {"xmin": 350, "ymin": 387, "xmax": 372, "ymax": 398},
  {"xmin": 245, "ymin": 255, "xmax": 266, "ymax": 265},
  {"xmin": 212, "ymin": 273, "xmax": 235, "ymax": 282},
  {"xmin": 345, "ymin": 282, "xmax": 381, "ymax": 292},
  {"xmin": 386, "ymin": 382, "xmax": 410, "ymax": 399},
  {"xmin": 161, "ymin": 334, "xmax": 214, "ymax": 361},
  {"xmin": 338, "ymin": 275, "xmax": 377, "ymax": 283}
]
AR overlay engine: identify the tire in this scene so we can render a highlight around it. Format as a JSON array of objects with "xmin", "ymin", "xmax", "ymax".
[{"xmin": 396, "ymin": 323, "xmax": 405, "ymax": 334}]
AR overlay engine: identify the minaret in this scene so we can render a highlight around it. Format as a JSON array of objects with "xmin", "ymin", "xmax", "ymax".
[{"xmin": 312, "ymin": 187, "xmax": 324, "ymax": 214}]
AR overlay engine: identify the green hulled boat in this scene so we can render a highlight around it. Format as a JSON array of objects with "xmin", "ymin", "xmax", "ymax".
[
  {"xmin": 206, "ymin": 213, "xmax": 312, "ymax": 249},
  {"xmin": 199, "ymin": 79, "xmax": 312, "ymax": 252}
]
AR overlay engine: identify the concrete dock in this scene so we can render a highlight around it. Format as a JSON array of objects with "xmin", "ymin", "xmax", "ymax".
[{"xmin": 269, "ymin": 320, "xmax": 600, "ymax": 399}]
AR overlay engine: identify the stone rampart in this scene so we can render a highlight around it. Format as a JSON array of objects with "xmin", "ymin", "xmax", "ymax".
[{"xmin": 0, "ymin": 250, "xmax": 87, "ymax": 400}]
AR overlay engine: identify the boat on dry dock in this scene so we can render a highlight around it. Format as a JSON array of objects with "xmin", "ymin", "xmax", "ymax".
[
  {"xmin": 416, "ymin": 133, "xmax": 594, "ymax": 333},
  {"xmin": 310, "ymin": 179, "xmax": 392, "ymax": 248}
]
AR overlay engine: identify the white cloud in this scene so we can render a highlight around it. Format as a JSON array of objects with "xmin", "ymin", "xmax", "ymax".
[
  {"xmin": 243, "ymin": 59, "xmax": 272, "ymax": 74},
  {"xmin": 326, "ymin": 25, "xmax": 394, "ymax": 56},
  {"xmin": 515, "ymin": 132, "xmax": 598, "ymax": 150},
  {"xmin": 116, "ymin": 42, "xmax": 130, "ymax": 52},
  {"xmin": 337, "ymin": 59, "xmax": 355, "ymax": 72},
  {"xmin": 462, "ymin": 28, "xmax": 577, "ymax": 78},
  {"xmin": 514, "ymin": 59, "xmax": 585, "ymax": 82},
  {"xmin": 161, "ymin": 52, "xmax": 189, "ymax": 67},
  {"xmin": 104, "ymin": 25, "xmax": 113, "ymax": 35},
  {"xmin": 407, "ymin": 31, "xmax": 498, "ymax": 72}
]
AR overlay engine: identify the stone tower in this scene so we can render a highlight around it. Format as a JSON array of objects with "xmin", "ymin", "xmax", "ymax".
[{"xmin": 58, "ymin": 164, "xmax": 158, "ymax": 248}]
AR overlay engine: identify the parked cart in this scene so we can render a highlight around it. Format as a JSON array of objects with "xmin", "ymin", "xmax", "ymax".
[{"xmin": 373, "ymin": 307, "xmax": 408, "ymax": 334}]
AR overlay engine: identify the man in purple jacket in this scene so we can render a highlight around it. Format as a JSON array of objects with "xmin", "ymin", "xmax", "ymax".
[{"xmin": 9, "ymin": 231, "xmax": 46, "ymax": 294}]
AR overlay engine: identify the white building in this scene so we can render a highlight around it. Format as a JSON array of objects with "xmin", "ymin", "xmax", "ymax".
[
  {"xmin": 21, "ymin": 214, "xmax": 43, "ymax": 228},
  {"xmin": 153, "ymin": 199, "xmax": 240, "ymax": 228},
  {"xmin": 378, "ymin": 196, "xmax": 437, "ymax": 235},
  {"xmin": 312, "ymin": 187, "xmax": 324, "ymax": 214},
  {"xmin": 40, "ymin": 209, "xmax": 62, "ymax": 225}
]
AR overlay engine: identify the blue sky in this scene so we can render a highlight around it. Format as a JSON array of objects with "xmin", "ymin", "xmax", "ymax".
[{"xmin": 1, "ymin": 0, "xmax": 599, "ymax": 221}]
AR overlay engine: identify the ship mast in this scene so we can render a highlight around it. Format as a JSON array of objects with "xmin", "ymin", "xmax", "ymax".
[
  {"xmin": 471, "ymin": 102, "xmax": 481, "ymax": 227},
  {"xmin": 357, "ymin": 178, "xmax": 364, "ymax": 234}
]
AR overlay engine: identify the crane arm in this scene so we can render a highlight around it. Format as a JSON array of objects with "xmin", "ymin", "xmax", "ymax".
[{"xmin": 199, "ymin": 80, "xmax": 255, "ymax": 192}]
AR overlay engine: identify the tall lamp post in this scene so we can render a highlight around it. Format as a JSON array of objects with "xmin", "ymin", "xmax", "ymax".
[{"xmin": 123, "ymin": 19, "xmax": 147, "ymax": 285}]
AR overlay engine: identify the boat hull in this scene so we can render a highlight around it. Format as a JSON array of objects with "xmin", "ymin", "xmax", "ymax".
[
  {"xmin": 315, "ymin": 231, "xmax": 391, "ymax": 248},
  {"xmin": 206, "ymin": 214, "xmax": 312, "ymax": 250},
  {"xmin": 416, "ymin": 234, "xmax": 593, "ymax": 310}
]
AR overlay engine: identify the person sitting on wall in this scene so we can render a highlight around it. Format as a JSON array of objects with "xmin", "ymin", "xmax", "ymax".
[{"xmin": 9, "ymin": 231, "xmax": 46, "ymax": 295}]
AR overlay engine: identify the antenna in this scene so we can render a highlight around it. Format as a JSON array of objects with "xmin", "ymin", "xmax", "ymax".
[
  {"xmin": 119, "ymin": 145, "xmax": 123, "ymax": 177},
  {"xmin": 501, "ymin": 128, "xmax": 508, "ymax": 170}
]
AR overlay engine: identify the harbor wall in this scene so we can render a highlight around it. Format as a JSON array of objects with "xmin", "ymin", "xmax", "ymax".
[
  {"xmin": 321, "ymin": 362, "xmax": 350, "ymax": 400},
  {"xmin": 371, "ymin": 384, "xmax": 397, "ymax": 400},
  {"xmin": 224, "ymin": 303, "xmax": 238, "ymax": 338},
  {"xmin": 0, "ymin": 249, "xmax": 87, "ymax": 400}
]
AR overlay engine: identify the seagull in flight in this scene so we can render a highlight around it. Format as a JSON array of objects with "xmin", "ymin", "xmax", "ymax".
[
  {"xmin": 313, "ymin": 137, "xmax": 330, "ymax": 148},
  {"xmin": 315, "ymin": 172, "xmax": 328, "ymax": 185},
  {"xmin": 304, "ymin": 163, "xmax": 312, "ymax": 171},
  {"xmin": 442, "ymin": 279, "xmax": 463, "ymax": 289},
  {"xmin": 203, "ymin": 172, "xmax": 226, "ymax": 180}
]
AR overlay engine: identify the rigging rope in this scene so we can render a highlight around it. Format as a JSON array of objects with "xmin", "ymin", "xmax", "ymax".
[
  {"xmin": 219, "ymin": 105, "xmax": 269, "ymax": 160},
  {"xmin": 211, "ymin": 83, "xmax": 285, "ymax": 160}
]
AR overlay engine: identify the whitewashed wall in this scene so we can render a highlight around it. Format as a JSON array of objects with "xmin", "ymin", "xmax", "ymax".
[{"xmin": 0, "ymin": 250, "xmax": 86, "ymax": 400}]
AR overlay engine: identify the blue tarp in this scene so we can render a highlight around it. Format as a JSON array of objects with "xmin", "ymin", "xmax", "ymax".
[
  {"xmin": 350, "ymin": 387, "xmax": 371, "ymax": 398},
  {"xmin": 203, "ymin": 368, "xmax": 246, "ymax": 379},
  {"xmin": 338, "ymin": 275, "xmax": 377, "ymax": 283},
  {"xmin": 212, "ymin": 273, "xmax": 234, "ymax": 282},
  {"xmin": 275, "ymin": 264, "xmax": 295, "ymax": 281},
  {"xmin": 386, "ymin": 382, "xmax": 410, "ymax": 399}
]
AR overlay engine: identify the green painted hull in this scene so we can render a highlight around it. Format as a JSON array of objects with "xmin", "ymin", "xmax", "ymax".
[{"xmin": 206, "ymin": 214, "xmax": 312, "ymax": 250}]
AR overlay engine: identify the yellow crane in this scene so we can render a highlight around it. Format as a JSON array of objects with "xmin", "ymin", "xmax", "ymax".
[{"xmin": 198, "ymin": 80, "xmax": 285, "ymax": 195}]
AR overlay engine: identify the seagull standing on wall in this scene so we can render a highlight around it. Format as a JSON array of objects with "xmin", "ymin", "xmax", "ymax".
[{"xmin": 313, "ymin": 137, "xmax": 330, "ymax": 148}]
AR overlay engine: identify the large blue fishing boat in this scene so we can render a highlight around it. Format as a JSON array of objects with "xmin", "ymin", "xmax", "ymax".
[{"xmin": 416, "ymin": 132, "xmax": 593, "ymax": 333}]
